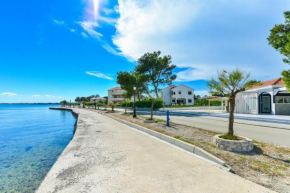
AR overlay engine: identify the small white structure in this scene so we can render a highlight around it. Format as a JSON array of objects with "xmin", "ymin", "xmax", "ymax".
[
  {"xmin": 161, "ymin": 85, "xmax": 194, "ymax": 106},
  {"xmin": 90, "ymin": 97, "xmax": 106, "ymax": 103},
  {"xmin": 235, "ymin": 78, "xmax": 290, "ymax": 115},
  {"xmin": 108, "ymin": 87, "xmax": 126, "ymax": 104}
]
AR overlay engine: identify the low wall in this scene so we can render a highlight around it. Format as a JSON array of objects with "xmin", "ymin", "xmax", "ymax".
[{"xmin": 275, "ymin": 104, "xmax": 290, "ymax": 115}]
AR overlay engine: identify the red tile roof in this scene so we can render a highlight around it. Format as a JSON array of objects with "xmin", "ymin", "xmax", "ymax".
[
  {"xmin": 108, "ymin": 87, "xmax": 122, "ymax": 91},
  {"xmin": 248, "ymin": 78, "xmax": 284, "ymax": 90}
]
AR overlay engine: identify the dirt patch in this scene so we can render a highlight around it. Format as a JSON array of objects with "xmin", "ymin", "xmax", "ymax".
[{"xmin": 107, "ymin": 112, "xmax": 290, "ymax": 193}]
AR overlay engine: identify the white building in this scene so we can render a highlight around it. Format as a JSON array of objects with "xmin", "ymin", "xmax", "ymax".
[
  {"xmin": 90, "ymin": 97, "xmax": 106, "ymax": 103},
  {"xmin": 161, "ymin": 85, "xmax": 194, "ymax": 106},
  {"xmin": 235, "ymin": 78, "xmax": 290, "ymax": 115},
  {"xmin": 108, "ymin": 87, "xmax": 126, "ymax": 104}
]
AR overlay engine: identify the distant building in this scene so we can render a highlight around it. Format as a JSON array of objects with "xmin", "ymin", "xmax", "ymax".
[
  {"xmin": 90, "ymin": 97, "xmax": 106, "ymax": 103},
  {"xmin": 161, "ymin": 85, "xmax": 194, "ymax": 105},
  {"xmin": 235, "ymin": 77, "xmax": 290, "ymax": 115},
  {"xmin": 108, "ymin": 87, "xmax": 126, "ymax": 104}
]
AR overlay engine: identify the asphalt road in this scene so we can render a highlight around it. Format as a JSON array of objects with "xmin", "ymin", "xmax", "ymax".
[{"xmin": 138, "ymin": 111, "xmax": 290, "ymax": 147}]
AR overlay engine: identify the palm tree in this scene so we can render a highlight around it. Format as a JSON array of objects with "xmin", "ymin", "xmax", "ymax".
[
  {"xmin": 109, "ymin": 103, "xmax": 116, "ymax": 111},
  {"xmin": 207, "ymin": 69, "xmax": 258, "ymax": 137}
]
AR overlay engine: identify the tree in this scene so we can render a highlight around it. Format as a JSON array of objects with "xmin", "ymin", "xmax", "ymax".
[
  {"xmin": 109, "ymin": 103, "xmax": 116, "ymax": 111},
  {"xmin": 60, "ymin": 100, "xmax": 68, "ymax": 107},
  {"xmin": 117, "ymin": 71, "xmax": 135, "ymax": 97},
  {"xmin": 268, "ymin": 11, "xmax": 290, "ymax": 91},
  {"xmin": 96, "ymin": 102, "xmax": 102, "ymax": 110},
  {"xmin": 207, "ymin": 69, "xmax": 258, "ymax": 137},
  {"xmin": 121, "ymin": 91, "xmax": 132, "ymax": 114},
  {"xmin": 134, "ymin": 51, "xmax": 176, "ymax": 119},
  {"xmin": 117, "ymin": 71, "xmax": 146, "ymax": 101}
]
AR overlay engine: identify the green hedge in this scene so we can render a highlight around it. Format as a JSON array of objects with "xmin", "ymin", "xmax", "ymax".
[
  {"xmin": 136, "ymin": 99, "xmax": 163, "ymax": 109},
  {"xmin": 121, "ymin": 99, "xmax": 163, "ymax": 109},
  {"xmin": 194, "ymin": 99, "xmax": 221, "ymax": 106},
  {"xmin": 121, "ymin": 101, "xmax": 134, "ymax": 107}
]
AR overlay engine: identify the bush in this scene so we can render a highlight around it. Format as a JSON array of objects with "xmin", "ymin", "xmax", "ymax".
[
  {"xmin": 136, "ymin": 99, "xmax": 163, "ymax": 109},
  {"xmin": 121, "ymin": 101, "xmax": 133, "ymax": 107},
  {"xmin": 194, "ymin": 98, "xmax": 221, "ymax": 106}
]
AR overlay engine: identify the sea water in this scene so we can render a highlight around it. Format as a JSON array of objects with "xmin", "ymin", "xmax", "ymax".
[{"xmin": 0, "ymin": 104, "xmax": 76, "ymax": 193}]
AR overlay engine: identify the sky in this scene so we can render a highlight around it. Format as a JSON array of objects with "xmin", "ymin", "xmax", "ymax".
[{"xmin": 0, "ymin": 0, "xmax": 289, "ymax": 103}]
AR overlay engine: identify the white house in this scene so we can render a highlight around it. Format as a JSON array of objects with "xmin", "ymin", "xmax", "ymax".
[
  {"xmin": 235, "ymin": 78, "xmax": 290, "ymax": 115},
  {"xmin": 161, "ymin": 85, "xmax": 194, "ymax": 106},
  {"xmin": 90, "ymin": 97, "xmax": 106, "ymax": 103},
  {"xmin": 108, "ymin": 87, "xmax": 126, "ymax": 104}
]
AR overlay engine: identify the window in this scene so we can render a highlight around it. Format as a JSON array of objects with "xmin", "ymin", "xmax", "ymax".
[
  {"xmin": 188, "ymin": 91, "xmax": 192, "ymax": 95},
  {"xmin": 188, "ymin": 99, "xmax": 192, "ymax": 103},
  {"xmin": 275, "ymin": 96, "xmax": 290, "ymax": 103},
  {"xmin": 172, "ymin": 99, "xmax": 175, "ymax": 103},
  {"xmin": 179, "ymin": 91, "xmax": 181, "ymax": 94},
  {"xmin": 173, "ymin": 92, "xmax": 175, "ymax": 95}
]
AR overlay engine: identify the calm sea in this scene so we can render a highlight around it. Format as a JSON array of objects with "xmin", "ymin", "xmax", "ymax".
[{"xmin": 0, "ymin": 104, "xmax": 76, "ymax": 193}]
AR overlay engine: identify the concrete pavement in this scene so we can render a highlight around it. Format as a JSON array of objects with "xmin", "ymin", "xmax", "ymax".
[{"xmin": 37, "ymin": 108, "xmax": 272, "ymax": 193}]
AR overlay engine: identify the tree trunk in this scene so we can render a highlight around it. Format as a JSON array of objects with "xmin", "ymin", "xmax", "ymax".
[
  {"xmin": 228, "ymin": 98, "xmax": 236, "ymax": 136},
  {"xmin": 150, "ymin": 99, "xmax": 155, "ymax": 119}
]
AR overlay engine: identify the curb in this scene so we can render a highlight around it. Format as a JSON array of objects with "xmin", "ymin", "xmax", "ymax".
[{"xmin": 103, "ymin": 113, "xmax": 231, "ymax": 172}]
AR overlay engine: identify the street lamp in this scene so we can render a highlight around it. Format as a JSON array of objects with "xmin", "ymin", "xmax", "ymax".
[{"xmin": 133, "ymin": 85, "xmax": 137, "ymax": 118}]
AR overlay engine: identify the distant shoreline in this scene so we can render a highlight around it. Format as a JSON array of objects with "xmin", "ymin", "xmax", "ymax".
[{"xmin": 0, "ymin": 103, "xmax": 60, "ymax": 105}]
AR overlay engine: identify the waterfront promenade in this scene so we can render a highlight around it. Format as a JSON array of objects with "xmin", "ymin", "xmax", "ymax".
[{"xmin": 37, "ymin": 108, "xmax": 272, "ymax": 193}]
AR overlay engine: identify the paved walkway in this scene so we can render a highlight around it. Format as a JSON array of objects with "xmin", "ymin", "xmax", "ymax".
[{"xmin": 37, "ymin": 108, "xmax": 273, "ymax": 193}]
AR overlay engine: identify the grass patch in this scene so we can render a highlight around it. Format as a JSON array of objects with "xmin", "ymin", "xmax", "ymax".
[
  {"xmin": 253, "ymin": 140, "xmax": 266, "ymax": 148},
  {"xmin": 240, "ymin": 157, "xmax": 247, "ymax": 163},
  {"xmin": 219, "ymin": 134, "xmax": 238, "ymax": 140},
  {"xmin": 286, "ymin": 159, "xmax": 290, "ymax": 163},
  {"xmin": 174, "ymin": 136, "xmax": 193, "ymax": 144}
]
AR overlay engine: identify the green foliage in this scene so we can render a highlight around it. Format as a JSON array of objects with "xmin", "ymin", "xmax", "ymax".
[
  {"xmin": 121, "ymin": 101, "xmax": 133, "ymax": 107},
  {"xmin": 267, "ymin": 11, "xmax": 290, "ymax": 64},
  {"xmin": 117, "ymin": 72, "xmax": 135, "ymax": 97},
  {"xmin": 207, "ymin": 69, "xmax": 254, "ymax": 96},
  {"xmin": 268, "ymin": 11, "xmax": 290, "ymax": 91},
  {"xmin": 75, "ymin": 94, "xmax": 100, "ymax": 102},
  {"xmin": 108, "ymin": 103, "xmax": 116, "ymax": 111},
  {"xmin": 282, "ymin": 70, "xmax": 290, "ymax": 92},
  {"xmin": 134, "ymin": 51, "xmax": 177, "ymax": 119},
  {"xmin": 194, "ymin": 98, "xmax": 221, "ymax": 106},
  {"xmin": 135, "ymin": 99, "xmax": 163, "ymax": 109},
  {"xmin": 60, "ymin": 100, "xmax": 69, "ymax": 106},
  {"xmin": 207, "ymin": 69, "xmax": 259, "ymax": 137},
  {"xmin": 219, "ymin": 134, "xmax": 238, "ymax": 140},
  {"xmin": 134, "ymin": 51, "xmax": 177, "ymax": 99}
]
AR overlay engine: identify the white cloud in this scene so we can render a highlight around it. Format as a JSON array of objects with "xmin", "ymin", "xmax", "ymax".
[
  {"xmin": 81, "ymin": 32, "xmax": 89, "ymax": 38},
  {"xmin": 79, "ymin": 21, "xmax": 102, "ymax": 38},
  {"xmin": 32, "ymin": 95, "xmax": 40, "ymax": 97},
  {"xmin": 85, "ymin": 71, "xmax": 113, "ymax": 80},
  {"xmin": 53, "ymin": 19, "xmax": 64, "ymax": 25},
  {"xmin": 112, "ymin": 0, "xmax": 289, "ymax": 81},
  {"xmin": 1, "ymin": 92, "xmax": 17, "ymax": 96},
  {"xmin": 44, "ymin": 95, "xmax": 62, "ymax": 98},
  {"xmin": 70, "ymin": 29, "xmax": 76, "ymax": 33}
]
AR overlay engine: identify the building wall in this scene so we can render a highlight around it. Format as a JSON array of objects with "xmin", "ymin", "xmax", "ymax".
[
  {"xmin": 171, "ymin": 85, "xmax": 194, "ymax": 105},
  {"xmin": 235, "ymin": 92, "xmax": 258, "ymax": 114},
  {"xmin": 275, "ymin": 104, "xmax": 290, "ymax": 115},
  {"xmin": 108, "ymin": 89, "xmax": 125, "ymax": 104},
  {"xmin": 161, "ymin": 87, "xmax": 172, "ymax": 105}
]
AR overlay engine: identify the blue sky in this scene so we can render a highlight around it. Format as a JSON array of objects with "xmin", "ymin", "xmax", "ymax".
[{"xmin": 0, "ymin": 0, "xmax": 289, "ymax": 103}]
